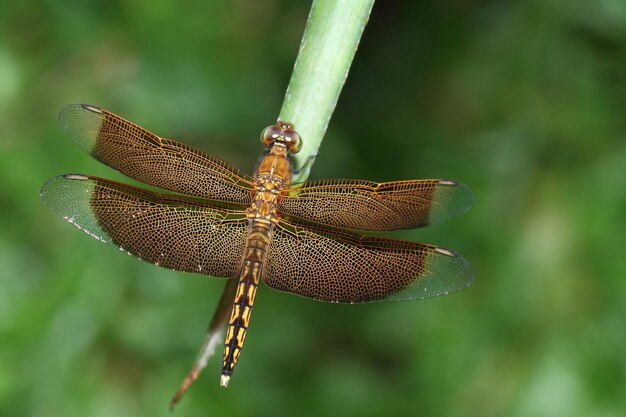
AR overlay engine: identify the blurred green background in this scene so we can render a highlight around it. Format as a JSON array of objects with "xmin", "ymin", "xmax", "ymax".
[{"xmin": 1, "ymin": 1, "xmax": 625, "ymax": 416}]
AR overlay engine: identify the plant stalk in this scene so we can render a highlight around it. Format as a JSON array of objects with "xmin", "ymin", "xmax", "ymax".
[
  {"xmin": 170, "ymin": 0, "xmax": 374, "ymax": 407},
  {"xmin": 280, "ymin": 0, "xmax": 375, "ymax": 182}
]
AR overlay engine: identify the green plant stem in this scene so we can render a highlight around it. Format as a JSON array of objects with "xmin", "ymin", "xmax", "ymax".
[
  {"xmin": 280, "ymin": 0, "xmax": 375, "ymax": 183},
  {"xmin": 171, "ymin": 0, "xmax": 374, "ymax": 407}
]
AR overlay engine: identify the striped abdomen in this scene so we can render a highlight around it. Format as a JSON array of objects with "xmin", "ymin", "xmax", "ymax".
[{"xmin": 220, "ymin": 220, "xmax": 273, "ymax": 387}]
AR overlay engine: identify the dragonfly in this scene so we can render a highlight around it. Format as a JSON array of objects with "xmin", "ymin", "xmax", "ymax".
[{"xmin": 41, "ymin": 104, "xmax": 473, "ymax": 399}]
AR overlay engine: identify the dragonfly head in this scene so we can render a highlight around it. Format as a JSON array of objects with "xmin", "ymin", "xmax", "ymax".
[{"xmin": 261, "ymin": 121, "xmax": 302, "ymax": 155}]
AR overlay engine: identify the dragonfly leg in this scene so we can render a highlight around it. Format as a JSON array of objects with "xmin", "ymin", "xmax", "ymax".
[{"xmin": 293, "ymin": 150, "xmax": 318, "ymax": 176}]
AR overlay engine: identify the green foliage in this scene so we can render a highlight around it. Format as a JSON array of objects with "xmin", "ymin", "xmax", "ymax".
[{"xmin": 1, "ymin": 1, "xmax": 625, "ymax": 416}]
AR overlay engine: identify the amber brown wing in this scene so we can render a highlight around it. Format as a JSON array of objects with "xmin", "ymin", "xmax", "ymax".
[
  {"xmin": 264, "ymin": 219, "xmax": 473, "ymax": 303},
  {"xmin": 57, "ymin": 104, "xmax": 253, "ymax": 203},
  {"xmin": 40, "ymin": 175, "xmax": 248, "ymax": 278},
  {"xmin": 278, "ymin": 179, "xmax": 472, "ymax": 231}
]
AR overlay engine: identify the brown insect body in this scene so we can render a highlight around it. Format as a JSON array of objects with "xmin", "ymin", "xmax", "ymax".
[{"xmin": 222, "ymin": 132, "xmax": 295, "ymax": 386}]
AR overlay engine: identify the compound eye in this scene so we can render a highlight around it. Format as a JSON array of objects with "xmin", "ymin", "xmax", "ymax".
[
  {"xmin": 261, "ymin": 124, "xmax": 283, "ymax": 148},
  {"xmin": 283, "ymin": 129, "xmax": 302, "ymax": 154}
]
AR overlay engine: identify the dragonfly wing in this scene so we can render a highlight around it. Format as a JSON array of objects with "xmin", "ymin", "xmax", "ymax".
[
  {"xmin": 41, "ymin": 175, "xmax": 248, "ymax": 278},
  {"xmin": 279, "ymin": 179, "xmax": 472, "ymax": 231},
  {"xmin": 264, "ymin": 219, "xmax": 473, "ymax": 303},
  {"xmin": 58, "ymin": 104, "xmax": 253, "ymax": 203}
]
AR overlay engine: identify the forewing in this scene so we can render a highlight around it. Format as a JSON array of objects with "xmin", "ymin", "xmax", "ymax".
[
  {"xmin": 58, "ymin": 104, "xmax": 253, "ymax": 203},
  {"xmin": 264, "ymin": 219, "xmax": 473, "ymax": 303},
  {"xmin": 279, "ymin": 179, "xmax": 472, "ymax": 231},
  {"xmin": 40, "ymin": 175, "xmax": 248, "ymax": 278}
]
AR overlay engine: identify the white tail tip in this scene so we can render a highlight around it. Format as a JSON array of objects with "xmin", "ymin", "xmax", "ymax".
[{"xmin": 220, "ymin": 374, "xmax": 231, "ymax": 388}]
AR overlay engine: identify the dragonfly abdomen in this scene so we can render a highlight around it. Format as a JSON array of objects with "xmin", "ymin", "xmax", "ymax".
[{"xmin": 220, "ymin": 221, "xmax": 273, "ymax": 387}]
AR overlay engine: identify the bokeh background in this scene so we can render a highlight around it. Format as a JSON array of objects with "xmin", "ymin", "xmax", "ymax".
[{"xmin": 1, "ymin": 1, "xmax": 625, "ymax": 416}]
